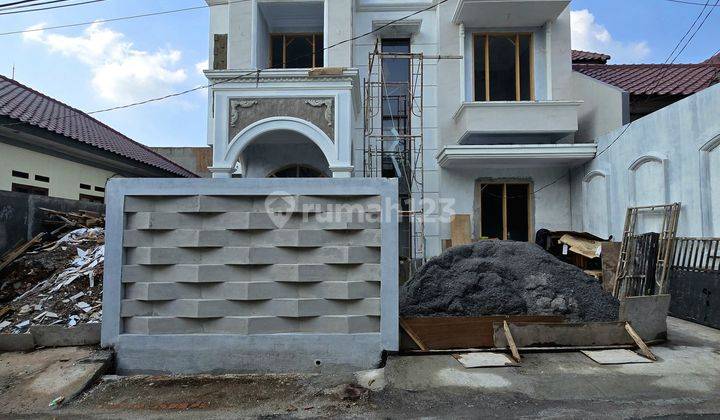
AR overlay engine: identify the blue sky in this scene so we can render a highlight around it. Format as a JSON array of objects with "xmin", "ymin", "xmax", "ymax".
[{"xmin": 1, "ymin": 0, "xmax": 718, "ymax": 148}]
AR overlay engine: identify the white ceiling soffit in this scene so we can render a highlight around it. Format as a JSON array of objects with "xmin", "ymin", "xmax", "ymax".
[
  {"xmin": 371, "ymin": 19, "xmax": 422, "ymax": 38},
  {"xmin": 258, "ymin": 1, "xmax": 325, "ymax": 33},
  {"xmin": 452, "ymin": 0, "xmax": 570, "ymax": 27}
]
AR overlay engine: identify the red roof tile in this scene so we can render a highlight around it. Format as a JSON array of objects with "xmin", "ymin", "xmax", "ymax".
[
  {"xmin": 704, "ymin": 52, "xmax": 720, "ymax": 64},
  {"xmin": 572, "ymin": 50, "xmax": 611, "ymax": 64},
  {"xmin": 0, "ymin": 75, "xmax": 197, "ymax": 178},
  {"xmin": 573, "ymin": 63, "xmax": 720, "ymax": 96}
]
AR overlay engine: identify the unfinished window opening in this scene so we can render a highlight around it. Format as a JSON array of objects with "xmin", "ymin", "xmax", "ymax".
[
  {"xmin": 80, "ymin": 184, "xmax": 91, "ymax": 190},
  {"xmin": 35, "ymin": 175, "xmax": 50, "ymax": 183},
  {"xmin": 270, "ymin": 34, "xmax": 323, "ymax": 69},
  {"xmin": 473, "ymin": 34, "xmax": 534, "ymax": 102},
  {"xmin": 478, "ymin": 182, "xmax": 531, "ymax": 242},
  {"xmin": 12, "ymin": 183, "xmax": 48, "ymax": 196}
]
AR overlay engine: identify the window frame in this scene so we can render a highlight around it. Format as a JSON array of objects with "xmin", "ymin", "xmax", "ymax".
[
  {"xmin": 478, "ymin": 181, "xmax": 533, "ymax": 242},
  {"xmin": 472, "ymin": 33, "xmax": 535, "ymax": 102},
  {"xmin": 269, "ymin": 33, "xmax": 324, "ymax": 69}
]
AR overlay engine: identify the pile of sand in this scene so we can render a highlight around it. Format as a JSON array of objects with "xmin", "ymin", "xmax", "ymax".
[{"xmin": 400, "ymin": 241, "xmax": 619, "ymax": 322}]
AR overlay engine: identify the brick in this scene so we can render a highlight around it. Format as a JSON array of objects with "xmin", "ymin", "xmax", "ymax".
[
  {"xmin": 201, "ymin": 282, "xmax": 287, "ymax": 300},
  {"xmin": 123, "ymin": 265, "xmax": 202, "ymax": 283}
]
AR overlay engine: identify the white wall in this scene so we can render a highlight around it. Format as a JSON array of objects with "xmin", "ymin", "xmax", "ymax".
[
  {"xmin": 573, "ymin": 72, "xmax": 628, "ymax": 144},
  {"xmin": 572, "ymin": 83, "xmax": 720, "ymax": 238},
  {"xmin": 0, "ymin": 142, "xmax": 112, "ymax": 201}
]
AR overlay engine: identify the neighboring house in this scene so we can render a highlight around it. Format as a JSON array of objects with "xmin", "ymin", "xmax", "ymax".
[
  {"xmin": 0, "ymin": 75, "xmax": 196, "ymax": 202},
  {"xmin": 201, "ymin": 0, "xmax": 718, "ymax": 259},
  {"xmin": 573, "ymin": 50, "xmax": 720, "ymax": 129}
]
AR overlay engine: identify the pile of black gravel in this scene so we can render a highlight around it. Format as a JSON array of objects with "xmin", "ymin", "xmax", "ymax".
[{"xmin": 400, "ymin": 240, "xmax": 619, "ymax": 322}]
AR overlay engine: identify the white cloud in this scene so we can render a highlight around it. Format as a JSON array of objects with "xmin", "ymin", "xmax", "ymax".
[
  {"xmin": 195, "ymin": 60, "xmax": 209, "ymax": 76},
  {"xmin": 23, "ymin": 22, "xmax": 188, "ymax": 104},
  {"xmin": 571, "ymin": 9, "xmax": 651, "ymax": 63}
]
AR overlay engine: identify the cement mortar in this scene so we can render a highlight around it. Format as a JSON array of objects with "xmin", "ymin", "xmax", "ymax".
[{"xmin": 400, "ymin": 241, "xmax": 619, "ymax": 322}]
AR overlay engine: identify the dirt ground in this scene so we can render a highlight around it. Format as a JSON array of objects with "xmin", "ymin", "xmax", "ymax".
[{"xmin": 2, "ymin": 317, "xmax": 719, "ymax": 419}]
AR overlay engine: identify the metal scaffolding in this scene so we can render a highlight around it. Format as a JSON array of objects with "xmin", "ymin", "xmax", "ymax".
[{"xmin": 363, "ymin": 41, "xmax": 426, "ymax": 265}]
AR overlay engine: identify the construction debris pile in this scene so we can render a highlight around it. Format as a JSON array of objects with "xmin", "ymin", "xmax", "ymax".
[
  {"xmin": 400, "ymin": 241, "xmax": 620, "ymax": 322},
  {"xmin": 0, "ymin": 225, "xmax": 105, "ymax": 334}
]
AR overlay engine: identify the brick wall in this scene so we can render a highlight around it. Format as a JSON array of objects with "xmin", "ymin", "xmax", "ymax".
[{"xmin": 102, "ymin": 179, "xmax": 398, "ymax": 374}]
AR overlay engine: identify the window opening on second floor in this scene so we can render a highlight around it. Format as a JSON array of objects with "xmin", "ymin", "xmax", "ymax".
[
  {"xmin": 270, "ymin": 34, "xmax": 324, "ymax": 69},
  {"xmin": 474, "ymin": 33, "xmax": 534, "ymax": 102}
]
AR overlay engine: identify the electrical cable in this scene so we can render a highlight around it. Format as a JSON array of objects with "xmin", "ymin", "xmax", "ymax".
[
  {"xmin": 0, "ymin": 0, "xmax": 103, "ymax": 15},
  {"xmin": 0, "ymin": 0, "xmax": 74, "ymax": 10}
]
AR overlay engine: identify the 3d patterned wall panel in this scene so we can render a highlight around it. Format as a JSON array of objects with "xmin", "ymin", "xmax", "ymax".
[{"xmin": 102, "ymin": 179, "xmax": 398, "ymax": 374}]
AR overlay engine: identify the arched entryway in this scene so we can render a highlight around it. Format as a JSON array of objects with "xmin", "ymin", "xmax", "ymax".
[{"xmin": 212, "ymin": 117, "xmax": 351, "ymax": 178}]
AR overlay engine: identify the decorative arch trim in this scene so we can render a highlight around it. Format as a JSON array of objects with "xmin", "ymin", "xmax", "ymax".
[
  {"xmin": 221, "ymin": 117, "xmax": 338, "ymax": 170},
  {"xmin": 628, "ymin": 152, "xmax": 667, "ymax": 171},
  {"xmin": 700, "ymin": 133, "xmax": 720, "ymax": 152},
  {"xmin": 583, "ymin": 169, "xmax": 608, "ymax": 184}
]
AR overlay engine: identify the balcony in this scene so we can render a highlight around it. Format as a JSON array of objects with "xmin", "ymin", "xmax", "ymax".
[
  {"xmin": 452, "ymin": 0, "xmax": 570, "ymax": 27},
  {"xmin": 452, "ymin": 101, "xmax": 581, "ymax": 144},
  {"xmin": 436, "ymin": 144, "xmax": 597, "ymax": 168}
]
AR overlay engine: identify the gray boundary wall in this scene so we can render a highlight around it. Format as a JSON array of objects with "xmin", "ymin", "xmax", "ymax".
[
  {"xmin": 102, "ymin": 178, "xmax": 398, "ymax": 374},
  {"xmin": 0, "ymin": 190, "xmax": 104, "ymax": 256}
]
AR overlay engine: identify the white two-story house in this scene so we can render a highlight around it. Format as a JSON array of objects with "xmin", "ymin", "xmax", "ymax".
[{"xmin": 203, "ymin": 0, "xmax": 593, "ymax": 260}]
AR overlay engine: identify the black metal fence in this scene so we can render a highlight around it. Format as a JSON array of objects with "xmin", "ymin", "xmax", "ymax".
[{"xmin": 668, "ymin": 237, "xmax": 720, "ymax": 328}]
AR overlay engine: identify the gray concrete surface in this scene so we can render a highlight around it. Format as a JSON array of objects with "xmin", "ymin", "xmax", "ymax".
[
  {"xmin": 15, "ymin": 317, "xmax": 717, "ymax": 418},
  {"xmin": 0, "ymin": 346, "xmax": 112, "ymax": 415}
]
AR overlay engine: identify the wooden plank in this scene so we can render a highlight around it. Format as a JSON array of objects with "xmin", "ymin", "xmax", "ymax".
[
  {"xmin": 624, "ymin": 322, "xmax": 657, "ymax": 361},
  {"xmin": 601, "ymin": 242, "xmax": 621, "ymax": 293},
  {"xmin": 400, "ymin": 316, "xmax": 564, "ymax": 350},
  {"xmin": 503, "ymin": 321, "xmax": 521, "ymax": 362},
  {"xmin": 400, "ymin": 318, "xmax": 428, "ymax": 351},
  {"xmin": 450, "ymin": 214, "xmax": 472, "ymax": 247},
  {"xmin": 0, "ymin": 233, "xmax": 44, "ymax": 272},
  {"xmin": 493, "ymin": 322, "xmax": 634, "ymax": 348}
]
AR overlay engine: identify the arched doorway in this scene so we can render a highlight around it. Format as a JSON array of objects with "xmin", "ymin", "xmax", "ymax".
[
  {"xmin": 238, "ymin": 129, "xmax": 331, "ymax": 178},
  {"xmin": 214, "ymin": 117, "xmax": 348, "ymax": 178}
]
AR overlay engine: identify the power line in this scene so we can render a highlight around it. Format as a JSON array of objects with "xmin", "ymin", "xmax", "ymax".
[
  {"xmin": 0, "ymin": 0, "xmax": 74, "ymax": 10},
  {"xmin": 665, "ymin": 0, "xmax": 720, "ymax": 6},
  {"xmin": 0, "ymin": 0, "xmax": 46, "ymax": 7},
  {"xmin": 0, "ymin": 0, "xmax": 251, "ymax": 35},
  {"xmin": 0, "ymin": 0, "xmax": 104, "ymax": 15}
]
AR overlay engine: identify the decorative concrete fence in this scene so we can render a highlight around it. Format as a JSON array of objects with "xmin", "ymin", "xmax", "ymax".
[{"xmin": 102, "ymin": 178, "xmax": 398, "ymax": 374}]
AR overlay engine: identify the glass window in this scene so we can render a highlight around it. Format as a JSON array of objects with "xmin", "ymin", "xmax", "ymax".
[{"xmin": 474, "ymin": 34, "xmax": 533, "ymax": 101}]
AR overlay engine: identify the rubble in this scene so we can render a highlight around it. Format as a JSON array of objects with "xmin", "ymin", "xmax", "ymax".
[
  {"xmin": 400, "ymin": 240, "xmax": 620, "ymax": 322},
  {"xmin": 0, "ymin": 228, "xmax": 104, "ymax": 334}
]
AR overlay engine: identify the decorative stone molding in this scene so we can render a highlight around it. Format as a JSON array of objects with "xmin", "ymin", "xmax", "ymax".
[
  {"xmin": 230, "ymin": 100, "xmax": 259, "ymax": 127},
  {"xmin": 305, "ymin": 99, "xmax": 334, "ymax": 127},
  {"xmin": 227, "ymin": 97, "xmax": 335, "ymax": 142}
]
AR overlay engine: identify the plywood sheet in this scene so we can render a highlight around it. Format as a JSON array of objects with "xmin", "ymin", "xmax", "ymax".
[
  {"xmin": 493, "ymin": 322, "xmax": 633, "ymax": 348},
  {"xmin": 450, "ymin": 215, "xmax": 472, "ymax": 247},
  {"xmin": 400, "ymin": 316, "xmax": 564, "ymax": 350},
  {"xmin": 453, "ymin": 352, "xmax": 518, "ymax": 368},
  {"xmin": 582, "ymin": 349, "xmax": 653, "ymax": 365}
]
